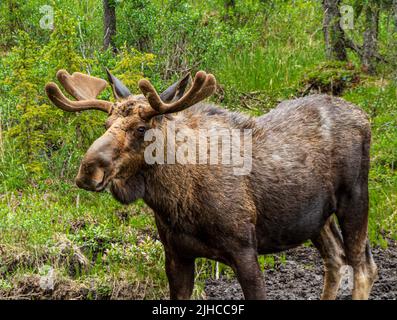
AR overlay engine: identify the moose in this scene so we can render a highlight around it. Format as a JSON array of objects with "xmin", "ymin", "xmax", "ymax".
[{"xmin": 45, "ymin": 69, "xmax": 378, "ymax": 300}]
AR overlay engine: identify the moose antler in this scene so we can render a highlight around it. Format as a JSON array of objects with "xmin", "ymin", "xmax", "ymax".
[
  {"xmin": 45, "ymin": 70, "xmax": 113, "ymax": 113},
  {"xmin": 138, "ymin": 71, "xmax": 216, "ymax": 119}
]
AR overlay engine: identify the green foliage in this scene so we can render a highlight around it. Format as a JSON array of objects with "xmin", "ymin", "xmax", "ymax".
[
  {"xmin": 299, "ymin": 61, "xmax": 362, "ymax": 95},
  {"xmin": 211, "ymin": 0, "xmax": 324, "ymax": 109},
  {"xmin": 111, "ymin": 45, "xmax": 156, "ymax": 93},
  {"xmin": 116, "ymin": 0, "xmax": 158, "ymax": 51},
  {"xmin": 3, "ymin": 31, "xmax": 51, "ymax": 176},
  {"xmin": 44, "ymin": 11, "xmax": 86, "ymax": 71}
]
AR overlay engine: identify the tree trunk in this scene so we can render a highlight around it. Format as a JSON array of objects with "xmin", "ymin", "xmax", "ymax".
[
  {"xmin": 103, "ymin": 0, "xmax": 117, "ymax": 52},
  {"xmin": 362, "ymin": 2, "xmax": 380, "ymax": 74},
  {"xmin": 223, "ymin": 0, "xmax": 236, "ymax": 21},
  {"xmin": 8, "ymin": 0, "xmax": 21, "ymax": 30},
  {"xmin": 4, "ymin": 0, "xmax": 22, "ymax": 48},
  {"xmin": 224, "ymin": 0, "xmax": 236, "ymax": 9},
  {"xmin": 322, "ymin": 0, "xmax": 347, "ymax": 61}
]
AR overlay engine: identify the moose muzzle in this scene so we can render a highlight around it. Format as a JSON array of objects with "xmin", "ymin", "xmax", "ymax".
[{"xmin": 75, "ymin": 133, "xmax": 119, "ymax": 192}]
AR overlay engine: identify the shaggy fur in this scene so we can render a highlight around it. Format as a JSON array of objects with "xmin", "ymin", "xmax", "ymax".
[
  {"xmin": 88, "ymin": 95, "xmax": 378, "ymax": 300},
  {"xmin": 47, "ymin": 70, "xmax": 378, "ymax": 300}
]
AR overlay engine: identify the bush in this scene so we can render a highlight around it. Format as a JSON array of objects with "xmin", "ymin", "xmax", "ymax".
[{"xmin": 299, "ymin": 61, "xmax": 362, "ymax": 96}]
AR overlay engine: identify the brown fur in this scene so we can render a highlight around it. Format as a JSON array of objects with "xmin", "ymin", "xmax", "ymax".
[
  {"xmin": 47, "ymin": 71, "xmax": 377, "ymax": 300},
  {"xmin": 77, "ymin": 95, "xmax": 377, "ymax": 300}
]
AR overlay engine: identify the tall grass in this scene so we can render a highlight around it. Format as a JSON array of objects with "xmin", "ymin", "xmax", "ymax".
[
  {"xmin": 0, "ymin": 121, "xmax": 3, "ymax": 163},
  {"xmin": 210, "ymin": 0, "xmax": 325, "ymax": 105},
  {"xmin": 214, "ymin": 42, "xmax": 324, "ymax": 95}
]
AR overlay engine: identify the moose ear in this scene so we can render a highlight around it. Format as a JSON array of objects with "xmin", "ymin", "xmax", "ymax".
[
  {"xmin": 105, "ymin": 68, "xmax": 132, "ymax": 100},
  {"xmin": 160, "ymin": 73, "xmax": 191, "ymax": 103}
]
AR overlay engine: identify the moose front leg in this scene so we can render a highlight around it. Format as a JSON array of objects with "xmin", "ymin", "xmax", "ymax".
[
  {"xmin": 165, "ymin": 251, "xmax": 195, "ymax": 300},
  {"xmin": 231, "ymin": 248, "xmax": 266, "ymax": 300}
]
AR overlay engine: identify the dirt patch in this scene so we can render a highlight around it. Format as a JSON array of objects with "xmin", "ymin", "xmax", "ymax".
[
  {"xmin": 205, "ymin": 241, "xmax": 397, "ymax": 300},
  {"xmin": 1, "ymin": 273, "xmax": 165, "ymax": 300},
  {"xmin": 3, "ymin": 275, "xmax": 90, "ymax": 300}
]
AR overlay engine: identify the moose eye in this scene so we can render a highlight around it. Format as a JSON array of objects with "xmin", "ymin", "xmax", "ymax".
[{"xmin": 137, "ymin": 126, "xmax": 146, "ymax": 134}]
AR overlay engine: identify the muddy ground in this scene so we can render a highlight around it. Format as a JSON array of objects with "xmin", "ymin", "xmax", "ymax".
[
  {"xmin": 205, "ymin": 240, "xmax": 397, "ymax": 300},
  {"xmin": 2, "ymin": 240, "xmax": 396, "ymax": 300}
]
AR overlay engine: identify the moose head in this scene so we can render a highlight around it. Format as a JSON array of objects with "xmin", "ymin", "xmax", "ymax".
[{"xmin": 45, "ymin": 69, "xmax": 216, "ymax": 195}]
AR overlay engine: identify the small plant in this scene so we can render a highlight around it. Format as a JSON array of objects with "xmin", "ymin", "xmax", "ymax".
[
  {"xmin": 111, "ymin": 45, "xmax": 156, "ymax": 92},
  {"xmin": 299, "ymin": 61, "xmax": 362, "ymax": 96}
]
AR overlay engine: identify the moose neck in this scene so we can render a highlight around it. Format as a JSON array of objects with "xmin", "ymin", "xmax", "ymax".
[
  {"xmin": 142, "ymin": 161, "xmax": 199, "ymax": 225},
  {"xmin": 141, "ymin": 114, "xmax": 189, "ymax": 211},
  {"xmin": 141, "ymin": 111, "xmax": 220, "ymax": 223}
]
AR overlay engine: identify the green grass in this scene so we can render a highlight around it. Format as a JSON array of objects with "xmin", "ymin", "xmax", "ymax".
[
  {"xmin": 214, "ymin": 39, "xmax": 324, "ymax": 95},
  {"xmin": 210, "ymin": 0, "xmax": 325, "ymax": 112},
  {"xmin": 0, "ymin": 182, "xmax": 169, "ymax": 299}
]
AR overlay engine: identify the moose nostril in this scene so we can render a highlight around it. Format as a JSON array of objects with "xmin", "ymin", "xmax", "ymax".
[
  {"xmin": 76, "ymin": 133, "xmax": 114, "ymax": 192},
  {"xmin": 75, "ymin": 176, "xmax": 88, "ymax": 190},
  {"xmin": 75, "ymin": 166, "xmax": 107, "ymax": 192}
]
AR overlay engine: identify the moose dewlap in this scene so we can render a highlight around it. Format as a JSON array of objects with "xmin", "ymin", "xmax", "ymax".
[{"xmin": 45, "ymin": 69, "xmax": 377, "ymax": 300}]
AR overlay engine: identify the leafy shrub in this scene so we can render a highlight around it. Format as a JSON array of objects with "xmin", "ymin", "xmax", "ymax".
[{"xmin": 299, "ymin": 61, "xmax": 362, "ymax": 96}]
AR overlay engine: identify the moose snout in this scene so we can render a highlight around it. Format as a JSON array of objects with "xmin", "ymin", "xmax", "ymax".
[
  {"xmin": 75, "ymin": 134, "xmax": 118, "ymax": 192},
  {"xmin": 75, "ymin": 166, "xmax": 106, "ymax": 191}
]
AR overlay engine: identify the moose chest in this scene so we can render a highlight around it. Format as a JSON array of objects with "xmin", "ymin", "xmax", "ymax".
[
  {"xmin": 145, "ymin": 178, "xmax": 257, "ymax": 262},
  {"xmin": 152, "ymin": 209, "xmax": 232, "ymax": 261}
]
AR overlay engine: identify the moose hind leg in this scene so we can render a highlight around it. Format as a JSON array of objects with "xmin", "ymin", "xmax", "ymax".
[
  {"xmin": 312, "ymin": 216, "xmax": 346, "ymax": 300},
  {"xmin": 349, "ymin": 240, "xmax": 378, "ymax": 300},
  {"xmin": 336, "ymin": 182, "xmax": 378, "ymax": 300},
  {"xmin": 362, "ymin": 241, "xmax": 378, "ymax": 297}
]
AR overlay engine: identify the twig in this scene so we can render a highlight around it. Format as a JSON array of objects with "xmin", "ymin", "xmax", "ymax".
[
  {"xmin": 78, "ymin": 21, "xmax": 91, "ymax": 75},
  {"xmin": 345, "ymin": 37, "xmax": 389, "ymax": 63}
]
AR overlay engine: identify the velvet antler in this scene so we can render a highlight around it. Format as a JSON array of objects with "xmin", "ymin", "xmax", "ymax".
[
  {"xmin": 45, "ymin": 70, "xmax": 113, "ymax": 113},
  {"xmin": 138, "ymin": 71, "xmax": 216, "ymax": 119}
]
